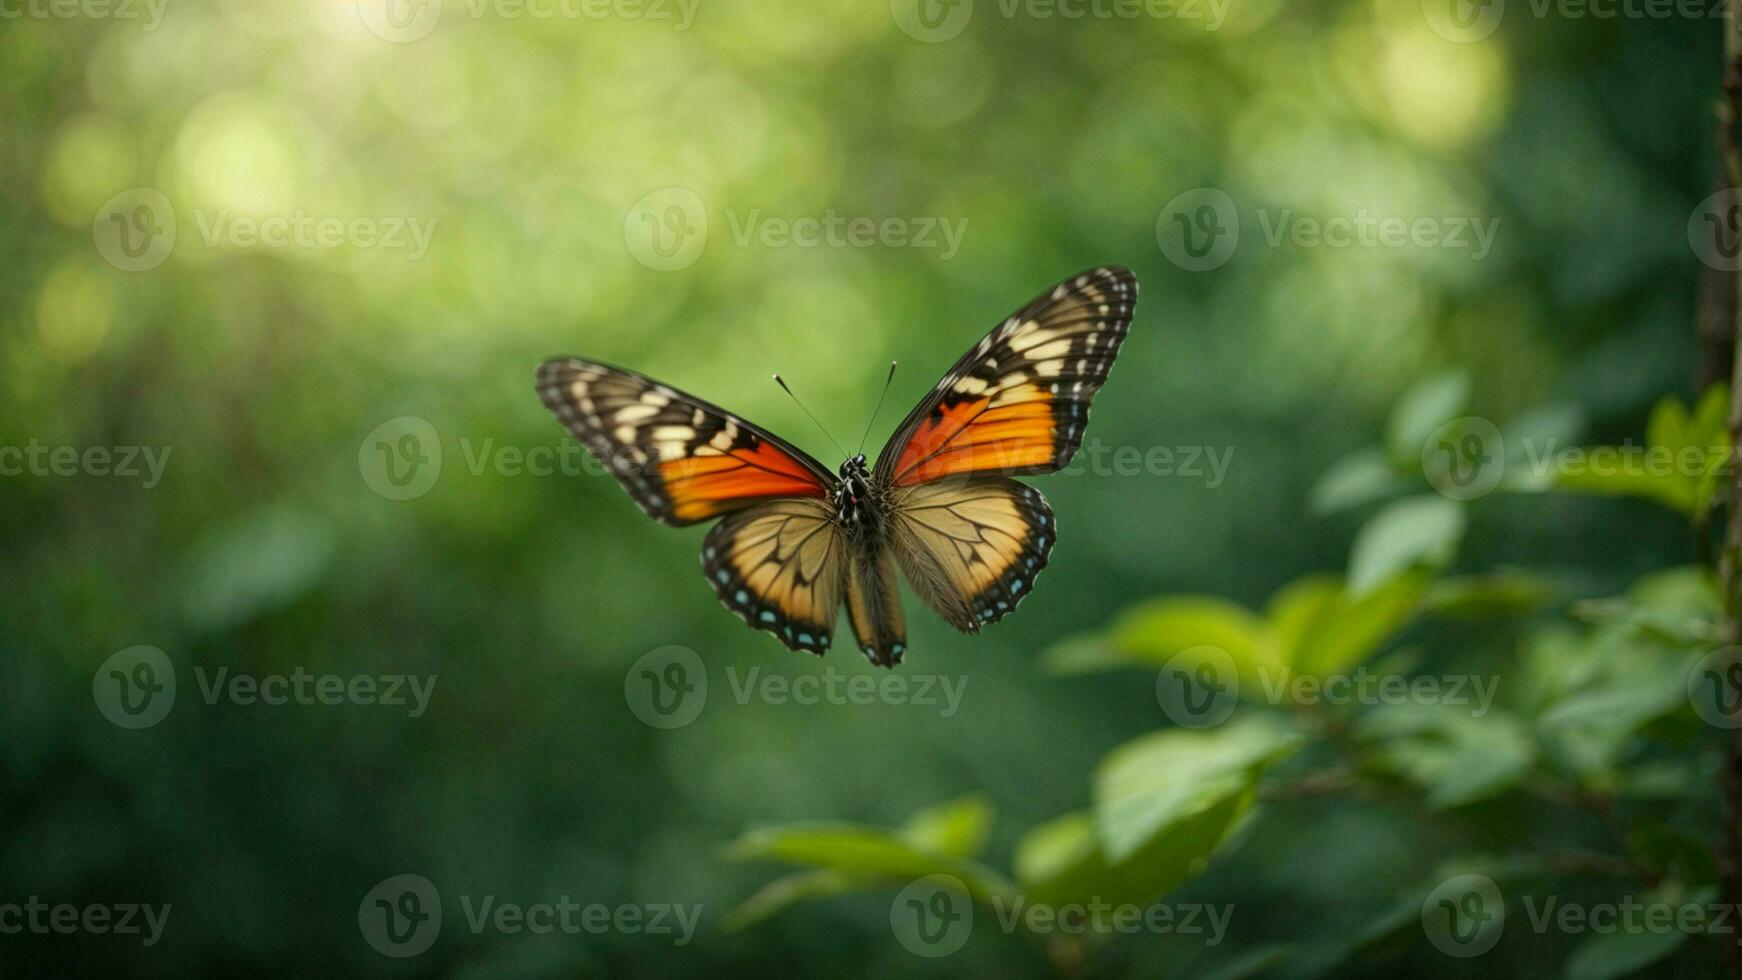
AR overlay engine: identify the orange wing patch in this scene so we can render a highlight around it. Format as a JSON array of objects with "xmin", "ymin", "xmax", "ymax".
[
  {"xmin": 662, "ymin": 442, "xmax": 828, "ymax": 522},
  {"xmin": 892, "ymin": 385, "xmax": 1059, "ymax": 485},
  {"xmin": 876, "ymin": 266, "xmax": 1138, "ymax": 487},
  {"xmin": 537, "ymin": 358, "xmax": 833, "ymax": 527}
]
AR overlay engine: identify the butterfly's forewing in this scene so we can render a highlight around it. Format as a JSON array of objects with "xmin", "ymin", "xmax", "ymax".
[
  {"xmin": 874, "ymin": 266, "xmax": 1138, "ymax": 486},
  {"xmin": 702, "ymin": 498, "xmax": 846, "ymax": 655},
  {"xmin": 537, "ymin": 359, "xmax": 835, "ymax": 526},
  {"xmin": 888, "ymin": 477, "xmax": 1055, "ymax": 633}
]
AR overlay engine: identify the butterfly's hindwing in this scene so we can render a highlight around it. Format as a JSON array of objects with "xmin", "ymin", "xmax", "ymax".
[
  {"xmin": 701, "ymin": 498, "xmax": 845, "ymax": 654},
  {"xmin": 877, "ymin": 266, "xmax": 1138, "ymax": 486},
  {"xmin": 537, "ymin": 359, "xmax": 834, "ymax": 526},
  {"xmin": 844, "ymin": 546, "xmax": 907, "ymax": 667},
  {"xmin": 889, "ymin": 477, "xmax": 1055, "ymax": 633}
]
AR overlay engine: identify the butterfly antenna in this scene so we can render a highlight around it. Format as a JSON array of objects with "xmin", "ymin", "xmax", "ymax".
[
  {"xmin": 772, "ymin": 373, "xmax": 849, "ymax": 459},
  {"xmin": 857, "ymin": 361, "xmax": 898, "ymax": 454}
]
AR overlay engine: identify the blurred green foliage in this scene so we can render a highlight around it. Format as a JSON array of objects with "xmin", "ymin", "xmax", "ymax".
[{"xmin": 0, "ymin": 0, "xmax": 1732, "ymax": 976}]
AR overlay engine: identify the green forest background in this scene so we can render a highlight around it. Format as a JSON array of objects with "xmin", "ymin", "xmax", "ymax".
[{"xmin": 1, "ymin": 0, "xmax": 1735, "ymax": 976}]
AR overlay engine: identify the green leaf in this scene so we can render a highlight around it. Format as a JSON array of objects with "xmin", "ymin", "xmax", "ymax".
[
  {"xmin": 1347, "ymin": 495, "xmax": 1465, "ymax": 597},
  {"xmin": 1423, "ymin": 571, "xmax": 1555, "ymax": 620},
  {"xmin": 1554, "ymin": 451, "xmax": 1693, "ymax": 513},
  {"xmin": 1094, "ymin": 714, "xmax": 1302, "ymax": 863},
  {"xmin": 1310, "ymin": 446, "xmax": 1404, "ymax": 515},
  {"xmin": 1387, "ymin": 370, "xmax": 1471, "ymax": 465},
  {"xmin": 1356, "ymin": 705, "xmax": 1534, "ymax": 808},
  {"xmin": 726, "ymin": 823, "xmax": 1009, "ymax": 898},
  {"xmin": 1042, "ymin": 596, "xmax": 1271, "ymax": 682},
  {"xmin": 1554, "ymin": 385, "xmax": 1731, "ymax": 518},
  {"xmin": 1013, "ymin": 796, "xmax": 1253, "ymax": 914},
  {"xmin": 1564, "ymin": 927, "xmax": 1690, "ymax": 980},
  {"xmin": 1498, "ymin": 401, "xmax": 1585, "ymax": 492},
  {"xmin": 1193, "ymin": 946, "xmax": 1293, "ymax": 980},
  {"xmin": 720, "ymin": 870, "xmax": 857, "ymax": 932},
  {"xmin": 1267, "ymin": 573, "xmax": 1429, "ymax": 678},
  {"xmin": 1562, "ymin": 885, "xmax": 1715, "ymax": 980},
  {"xmin": 1569, "ymin": 566, "xmax": 1721, "ymax": 649},
  {"xmin": 901, "ymin": 795, "xmax": 992, "ymax": 859},
  {"xmin": 1039, "ymin": 632, "xmax": 1130, "ymax": 675}
]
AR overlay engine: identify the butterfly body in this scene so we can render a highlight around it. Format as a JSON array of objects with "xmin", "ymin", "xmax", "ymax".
[
  {"xmin": 833, "ymin": 453, "xmax": 875, "ymax": 528},
  {"xmin": 538, "ymin": 266, "xmax": 1137, "ymax": 668}
]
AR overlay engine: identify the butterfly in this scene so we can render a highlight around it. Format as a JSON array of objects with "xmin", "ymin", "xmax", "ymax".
[{"xmin": 536, "ymin": 266, "xmax": 1138, "ymax": 668}]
